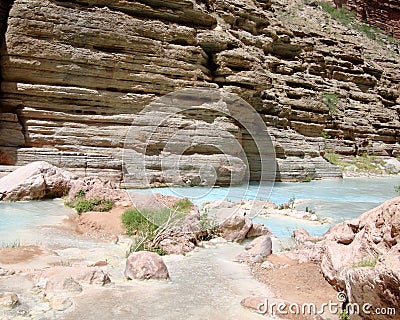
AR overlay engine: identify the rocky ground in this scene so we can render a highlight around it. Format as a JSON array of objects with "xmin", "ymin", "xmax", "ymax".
[{"xmin": 1, "ymin": 162, "xmax": 399, "ymax": 320}]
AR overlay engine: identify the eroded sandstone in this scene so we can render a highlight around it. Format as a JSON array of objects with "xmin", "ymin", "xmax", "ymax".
[{"xmin": 0, "ymin": 0, "xmax": 398, "ymax": 185}]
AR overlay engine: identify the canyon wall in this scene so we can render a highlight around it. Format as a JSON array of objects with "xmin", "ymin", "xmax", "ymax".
[
  {"xmin": 338, "ymin": 0, "xmax": 400, "ymax": 40},
  {"xmin": 0, "ymin": 0, "xmax": 399, "ymax": 186}
]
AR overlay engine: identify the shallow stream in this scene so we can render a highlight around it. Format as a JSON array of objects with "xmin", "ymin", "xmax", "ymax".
[{"xmin": 1, "ymin": 176, "xmax": 400, "ymax": 242}]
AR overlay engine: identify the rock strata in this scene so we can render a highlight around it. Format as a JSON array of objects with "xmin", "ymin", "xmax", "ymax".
[
  {"xmin": 339, "ymin": 0, "xmax": 400, "ymax": 40},
  {"xmin": 0, "ymin": 0, "xmax": 398, "ymax": 184}
]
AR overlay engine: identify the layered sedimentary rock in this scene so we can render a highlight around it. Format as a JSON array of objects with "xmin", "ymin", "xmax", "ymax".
[
  {"xmin": 0, "ymin": 0, "xmax": 399, "ymax": 186},
  {"xmin": 336, "ymin": 0, "xmax": 400, "ymax": 40}
]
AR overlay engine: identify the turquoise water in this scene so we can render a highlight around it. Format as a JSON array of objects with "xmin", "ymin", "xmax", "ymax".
[
  {"xmin": 130, "ymin": 176, "xmax": 400, "ymax": 237},
  {"xmin": 0, "ymin": 177, "xmax": 399, "ymax": 241},
  {"xmin": 0, "ymin": 199, "xmax": 75, "ymax": 245}
]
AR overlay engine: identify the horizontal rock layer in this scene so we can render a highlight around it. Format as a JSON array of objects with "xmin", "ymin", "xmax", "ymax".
[{"xmin": 0, "ymin": 0, "xmax": 399, "ymax": 186}]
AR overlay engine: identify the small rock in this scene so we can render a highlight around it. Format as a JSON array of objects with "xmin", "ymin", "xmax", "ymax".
[
  {"xmin": 87, "ymin": 269, "xmax": 111, "ymax": 285},
  {"xmin": 261, "ymin": 261, "xmax": 274, "ymax": 269},
  {"xmin": 0, "ymin": 292, "xmax": 19, "ymax": 308},
  {"xmin": 88, "ymin": 261, "xmax": 108, "ymax": 267},
  {"xmin": 293, "ymin": 228, "xmax": 311, "ymax": 243},
  {"xmin": 234, "ymin": 252, "xmax": 251, "ymax": 263},
  {"xmin": 208, "ymin": 237, "xmax": 228, "ymax": 245},
  {"xmin": 159, "ymin": 237, "xmax": 195, "ymax": 255},
  {"xmin": 384, "ymin": 158, "xmax": 400, "ymax": 173},
  {"xmin": 0, "ymin": 267, "xmax": 15, "ymax": 276},
  {"xmin": 50, "ymin": 298, "xmax": 73, "ymax": 311},
  {"xmin": 125, "ymin": 251, "xmax": 169, "ymax": 280}
]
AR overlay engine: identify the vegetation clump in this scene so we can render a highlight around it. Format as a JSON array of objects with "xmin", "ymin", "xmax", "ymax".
[
  {"xmin": 122, "ymin": 206, "xmax": 187, "ymax": 256},
  {"xmin": 318, "ymin": 2, "xmax": 400, "ymax": 46},
  {"xmin": 324, "ymin": 152, "xmax": 382, "ymax": 173},
  {"xmin": 322, "ymin": 92, "xmax": 341, "ymax": 115},
  {"xmin": 352, "ymin": 255, "xmax": 379, "ymax": 268},
  {"xmin": 279, "ymin": 196, "xmax": 296, "ymax": 210},
  {"xmin": 65, "ymin": 190, "xmax": 114, "ymax": 213}
]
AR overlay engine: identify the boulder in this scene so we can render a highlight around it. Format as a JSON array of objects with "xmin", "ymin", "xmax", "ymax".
[
  {"xmin": 292, "ymin": 228, "xmax": 311, "ymax": 243},
  {"xmin": 124, "ymin": 251, "xmax": 169, "ymax": 280},
  {"xmin": 67, "ymin": 177, "xmax": 130, "ymax": 205},
  {"xmin": 245, "ymin": 235, "xmax": 273, "ymax": 258},
  {"xmin": 218, "ymin": 211, "xmax": 253, "ymax": 242},
  {"xmin": 246, "ymin": 223, "xmax": 273, "ymax": 238},
  {"xmin": 36, "ymin": 266, "xmax": 111, "ymax": 295},
  {"xmin": 293, "ymin": 196, "xmax": 400, "ymax": 319},
  {"xmin": 384, "ymin": 158, "xmax": 400, "ymax": 173},
  {"xmin": 159, "ymin": 237, "xmax": 196, "ymax": 255},
  {"xmin": 235, "ymin": 235, "xmax": 273, "ymax": 263},
  {"xmin": 0, "ymin": 161, "xmax": 76, "ymax": 201}
]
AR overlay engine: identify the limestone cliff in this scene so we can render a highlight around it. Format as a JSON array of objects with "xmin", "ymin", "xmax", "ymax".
[{"xmin": 0, "ymin": 0, "xmax": 399, "ymax": 186}]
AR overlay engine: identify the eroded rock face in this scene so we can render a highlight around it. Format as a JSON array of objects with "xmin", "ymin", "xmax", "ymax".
[
  {"xmin": 0, "ymin": 0, "xmax": 398, "ymax": 185},
  {"xmin": 124, "ymin": 251, "xmax": 169, "ymax": 280},
  {"xmin": 341, "ymin": 0, "xmax": 400, "ymax": 40},
  {"xmin": 0, "ymin": 161, "xmax": 76, "ymax": 201}
]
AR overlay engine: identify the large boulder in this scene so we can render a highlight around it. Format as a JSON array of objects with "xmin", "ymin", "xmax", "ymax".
[
  {"xmin": 124, "ymin": 251, "xmax": 169, "ymax": 280},
  {"xmin": 218, "ymin": 211, "xmax": 253, "ymax": 242},
  {"xmin": 288, "ymin": 197, "xmax": 400, "ymax": 319},
  {"xmin": 0, "ymin": 161, "xmax": 76, "ymax": 201}
]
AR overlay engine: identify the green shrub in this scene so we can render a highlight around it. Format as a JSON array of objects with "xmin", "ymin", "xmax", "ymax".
[
  {"xmin": 76, "ymin": 190, "xmax": 85, "ymax": 198},
  {"xmin": 279, "ymin": 196, "xmax": 296, "ymax": 210},
  {"xmin": 172, "ymin": 198, "xmax": 194, "ymax": 214},
  {"xmin": 98, "ymin": 199, "xmax": 114, "ymax": 212},
  {"xmin": 199, "ymin": 213, "xmax": 218, "ymax": 241},
  {"xmin": 318, "ymin": 2, "xmax": 355, "ymax": 25},
  {"xmin": 122, "ymin": 207, "xmax": 186, "ymax": 256},
  {"xmin": 324, "ymin": 152, "xmax": 340, "ymax": 165},
  {"xmin": 302, "ymin": 175, "xmax": 313, "ymax": 183},
  {"xmin": 321, "ymin": 131, "xmax": 331, "ymax": 139},
  {"xmin": 305, "ymin": 207, "xmax": 316, "ymax": 215},
  {"xmin": 353, "ymin": 22, "xmax": 381, "ymax": 40},
  {"xmin": 352, "ymin": 255, "xmax": 379, "ymax": 268},
  {"xmin": 318, "ymin": 1, "xmax": 399, "ymax": 47},
  {"xmin": 67, "ymin": 197, "xmax": 115, "ymax": 214},
  {"xmin": 322, "ymin": 93, "xmax": 340, "ymax": 115},
  {"xmin": 339, "ymin": 310, "xmax": 350, "ymax": 320},
  {"xmin": 121, "ymin": 208, "xmax": 159, "ymax": 236},
  {"xmin": 395, "ymin": 185, "xmax": 400, "ymax": 193}
]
